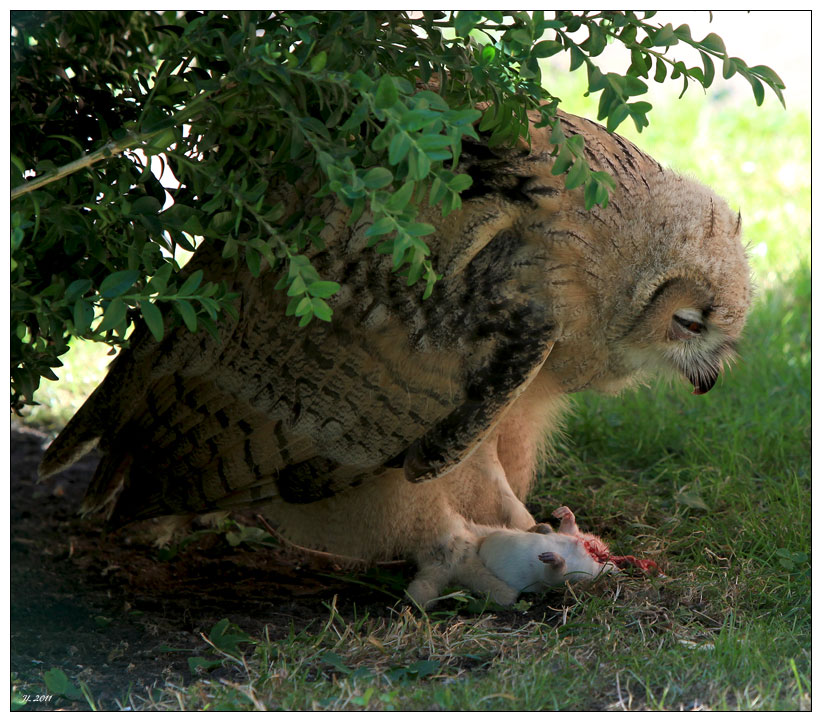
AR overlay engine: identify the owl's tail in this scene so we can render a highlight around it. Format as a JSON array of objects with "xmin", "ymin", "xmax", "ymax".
[
  {"xmin": 38, "ymin": 385, "xmax": 107, "ymax": 482},
  {"xmin": 38, "ymin": 347, "xmax": 136, "ymax": 484}
]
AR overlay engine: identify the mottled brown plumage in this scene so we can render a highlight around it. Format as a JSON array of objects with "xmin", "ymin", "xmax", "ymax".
[{"xmin": 39, "ymin": 110, "xmax": 752, "ymax": 606}]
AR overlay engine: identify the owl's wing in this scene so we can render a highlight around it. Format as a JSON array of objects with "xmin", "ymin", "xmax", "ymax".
[
  {"xmin": 401, "ymin": 337, "xmax": 554, "ymax": 482},
  {"xmin": 39, "ymin": 194, "xmax": 560, "ymax": 524}
]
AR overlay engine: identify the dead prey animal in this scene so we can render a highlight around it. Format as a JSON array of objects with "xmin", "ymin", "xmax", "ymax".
[{"xmin": 478, "ymin": 506, "xmax": 661, "ymax": 594}]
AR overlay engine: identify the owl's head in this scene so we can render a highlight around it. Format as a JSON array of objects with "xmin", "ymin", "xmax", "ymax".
[
  {"xmin": 598, "ymin": 177, "xmax": 752, "ymax": 396},
  {"xmin": 612, "ymin": 276, "xmax": 745, "ymax": 395}
]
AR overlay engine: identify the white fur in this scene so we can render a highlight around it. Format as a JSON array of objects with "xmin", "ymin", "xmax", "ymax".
[{"xmin": 479, "ymin": 529, "xmax": 614, "ymax": 593}]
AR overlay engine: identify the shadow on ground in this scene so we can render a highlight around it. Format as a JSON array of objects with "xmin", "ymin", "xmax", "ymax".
[{"xmin": 10, "ymin": 423, "xmax": 408, "ymax": 711}]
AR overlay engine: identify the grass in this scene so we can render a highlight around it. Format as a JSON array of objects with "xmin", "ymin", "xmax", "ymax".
[{"xmin": 16, "ymin": 64, "xmax": 810, "ymax": 711}]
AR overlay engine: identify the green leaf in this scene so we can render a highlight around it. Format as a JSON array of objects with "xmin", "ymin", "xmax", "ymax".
[
  {"xmin": 606, "ymin": 103, "xmax": 631, "ymax": 132},
  {"xmin": 43, "ymin": 668, "xmax": 84, "ymax": 701},
  {"xmin": 210, "ymin": 211, "xmax": 236, "ymax": 235},
  {"xmin": 400, "ymin": 108, "xmax": 440, "ymax": 132},
  {"xmin": 532, "ymin": 40, "xmax": 562, "ymax": 58},
  {"xmin": 178, "ymin": 269, "xmax": 203, "ymax": 296},
  {"xmin": 246, "ymin": 246, "xmax": 261, "ymax": 277},
  {"xmin": 307, "ymin": 280, "xmax": 340, "ymax": 299},
  {"xmin": 130, "ymin": 196, "xmax": 163, "ymax": 216},
  {"xmin": 583, "ymin": 23, "xmax": 606, "ymax": 56},
  {"xmin": 140, "ymin": 301, "xmax": 164, "ymax": 342},
  {"xmin": 365, "ymin": 216, "xmax": 395, "ymax": 238},
  {"xmin": 749, "ymin": 64, "xmax": 785, "ymax": 89},
  {"xmin": 362, "ymin": 167, "xmax": 394, "ymax": 189},
  {"xmin": 175, "ymin": 299, "xmax": 198, "ymax": 331},
  {"xmin": 294, "ymin": 296, "xmax": 312, "ymax": 317},
  {"xmin": 65, "ymin": 279, "xmax": 92, "ymax": 303},
  {"xmin": 697, "ymin": 32, "xmax": 726, "ymax": 55},
  {"xmin": 73, "ymin": 299, "xmax": 94, "ymax": 334},
  {"xmin": 569, "ymin": 45, "xmax": 585, "ymax": 72},
  {"xmin": 188, "ymin": 656, "xmax": 222, "ymax": 676},
  {"xmin": 375, "ymin": 75, "xmax": 399, "ymax": 109},
  {"xmin": 749, "ymin": 76, "xmax": 765, "ymax": 106},
  {"xmin": 564, "ymin": 157, "xmax": 589, "ymax": 189},
  {"xmin": 408, "ymin": 149, "xmax": 431, "ymax": 181},
  {"xmin": 371, "ymin": 124, "xmax": 394, "ymax": 152},
  {"xmin": 311, "ymin": 297, "xmax": 333, "ymax": 321},
  {"xmin": 208, "ymin": 618, "xmax": 252, "ymax": 656},
  {"xmin": 699, "ymin": 51, "xmax": 716, "ymax": 88},
  {"xmin": 144, "ymin": 127, "xmax": 177, "ymax": 156},
  {"xmin": 287, "ymin": 276, "xmax": 308, "ymax": 297},
  {"xmin": 100, "ymin": 270, "xmax": 139, "ymax": 298},
  {"xmin": 388, "ymin": 132, "xmax": 412, "ymax": 165},
  {"xmin": 550, "ymin": 143, "xmax": 574, "ymax": 176},
  {"xmin": 673, "ymin": 23, "xmax": 692, "ymax": 42},
  {"xmin": 654, "ymin": 58, "xmax": 667, "ymax": 83},
  {"xmin": 455, "ymin": 10, "xmax": 481, "ymax": 38},
  {"xmin": 96, "ymin": 298, "xmax": 127, "ymax": 333},
  {"xmin": 448, "ymin": 174, "xmax": 473, "ymax": 193},
  {"xmin": 385, "ymin": 181, "xmax": 415, "ymax": 213},
  {"xmin": 147, "ymin": 263, "xmax": 174, "ymax": 293},
  {"xmin": 587, "ymin": 65, "xmax": 608, "ymax": 93},
  {"xmin": 310, "ymin": 50, "xmax": 327, "ymax": 72},
  {"xmin": 416, "ymin": 134, "xmax": 451, "ymax": 152},
  {"xmin": 652, "ymin": 23, "xmax": 678, "ymax": 47},
  {"xmin": 404, "ymin": 222, "xmax": 435, "ymax": 237}
]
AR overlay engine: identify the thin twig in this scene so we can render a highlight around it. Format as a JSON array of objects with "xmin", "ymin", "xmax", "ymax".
[{"xmin": 10, "ymin": 132, "xmax": 147, "ymax": 201}]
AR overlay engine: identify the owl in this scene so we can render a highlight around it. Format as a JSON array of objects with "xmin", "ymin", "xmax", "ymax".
[{"xmin": 39, "ymin": 110, "xmax": 752, "ymax": 607}]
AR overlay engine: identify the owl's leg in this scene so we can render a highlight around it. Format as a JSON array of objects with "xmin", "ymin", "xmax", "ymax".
[{"xmin": 470, "ymin": 439, "xmax": 536, "ymax": 530}]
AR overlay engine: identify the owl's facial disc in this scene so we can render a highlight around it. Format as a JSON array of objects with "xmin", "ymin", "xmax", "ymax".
[{"xmin": 667, "ymin": 306, "xmax": 726, "ymax": 395}]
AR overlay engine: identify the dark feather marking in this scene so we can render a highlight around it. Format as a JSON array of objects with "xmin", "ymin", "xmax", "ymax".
[
  {"xmin": 216, "ymin": 458, "xmax": 232, "ymax": 494},
  {"xmin": 244, "ymin": 439, "xmax": 261, "ymax": 478},
  {"xmin": 403, "ymin": 304, "xmax": 555, "ymax": 482},
  {"xmin": 273, "ymin": 421, "xmax": 293, "ymax": 464}
]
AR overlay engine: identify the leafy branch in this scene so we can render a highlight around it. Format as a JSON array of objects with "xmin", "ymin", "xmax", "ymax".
[{"xmin": 10, "ymin": 10, "xmax": 785, "ymax": 411}]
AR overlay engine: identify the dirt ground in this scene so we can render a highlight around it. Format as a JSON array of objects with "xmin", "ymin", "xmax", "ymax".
[{"xmin": 10, "ymin": 422, "xmax": 410, "ymax": 711}]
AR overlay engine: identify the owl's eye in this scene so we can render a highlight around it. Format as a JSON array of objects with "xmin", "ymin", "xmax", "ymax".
[{"xmin": 672, "ymin": 313, "xmax": 705, "ymax": 336}]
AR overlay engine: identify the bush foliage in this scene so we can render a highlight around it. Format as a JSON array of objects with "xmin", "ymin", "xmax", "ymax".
[{"xmin": 10, "ymin": 10, "xmax": 784, "ymax": 411}]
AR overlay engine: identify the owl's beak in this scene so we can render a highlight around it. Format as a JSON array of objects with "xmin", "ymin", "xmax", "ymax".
[{"xmin": 688, "ymin": 365, "xmax": 719, "ymax": 395}]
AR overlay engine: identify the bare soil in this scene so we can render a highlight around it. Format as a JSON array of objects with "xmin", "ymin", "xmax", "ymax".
[{"xmin": 10, "ymin": 422, "xmax": 408, "ymax": 711}]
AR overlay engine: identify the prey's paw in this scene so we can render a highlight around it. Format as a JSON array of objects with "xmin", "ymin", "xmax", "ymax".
[
  {"xmin": 537, "ymin": 551, "xmax": 566, "ymax": 570},
  {"xmin": 552, "ymin": 506, "xmax": 574, "ymax": 521},
  {"xmin": 552, "ymin": 505, "xmax": 580, "ymax": 535},
  {"xmin": 528, "ymin": 523, "xmax": 554, "ymax": 535}
]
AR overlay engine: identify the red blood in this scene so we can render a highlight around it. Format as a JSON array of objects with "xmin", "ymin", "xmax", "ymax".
[
  {"xmin": 609, "ymin": 554, "xmax": 662, "ymax": 575},
  {"xmin": 583, "ymin": 537, "xmax": 611, "ymax": 564}
]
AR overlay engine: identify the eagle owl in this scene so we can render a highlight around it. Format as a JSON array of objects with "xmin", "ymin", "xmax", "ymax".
[{"xmin": 39, "ymin": 110, "xmax": 751, "ymax": 606}]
